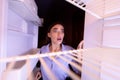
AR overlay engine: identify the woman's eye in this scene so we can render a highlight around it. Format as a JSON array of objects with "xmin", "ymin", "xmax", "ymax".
[
  {"xmin": 53, "ymin": 30, "xmax": 57, "ymax": 32},
  {"xmin": 52, "ymin": 28, "xmax": 64, "ymax": 33},
  {"xmin": 62, "ymin": 30, "xmax": 64, "ymax": 33}
]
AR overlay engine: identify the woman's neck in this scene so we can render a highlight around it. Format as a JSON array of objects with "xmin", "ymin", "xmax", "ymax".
[{"xmin": 49, "ymin": 44, "xmax": 62, "ymax": 52}]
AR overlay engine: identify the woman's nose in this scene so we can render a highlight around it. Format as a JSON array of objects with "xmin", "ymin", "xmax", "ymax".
[
  {"xmin": 57, "ymin": 32, "xmax": 61, "ymax": 35},
  {"xmin": 57, "ymin": 32, "xmax": 63, "ymax": 36}
]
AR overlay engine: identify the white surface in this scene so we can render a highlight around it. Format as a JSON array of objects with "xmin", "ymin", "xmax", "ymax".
[
  {"xmin": 6, "ymin": 57, "xmax": 38, "ymax": 80},
  {"xmin": 103, "ymin": 14, "xmax": 120, "ymax": 48},
  {"xmin": 7, "ymin": 9, "xmax": 36, "ymax": 57},
  {"xmin": 0, "ymin": 0, "xmax": 39, "ymax": 79},
  {"xmin": 0, "ymin": 0, "xmax": 8, "ymax": 77},
  {"xmin": 103, "ymin": 29, "xmax": 120, "ymax": 48},
  {"xmin": 84, "ymin": 12, "xmax": 103, "ymax": 48},
  {"xmin": 82, "ymin": 48, "xmax": 120, "ymax": 80},
  {"xmin": 9, "ymin": 0, "xmax": 41, "ymax": 26},
  {"xmin": 82, "ymin": 6, "xmax": 104, "ymax": 80},
  {"xmin": 8, "ymin": 9, "xmax": 27, "ymax": 33}
]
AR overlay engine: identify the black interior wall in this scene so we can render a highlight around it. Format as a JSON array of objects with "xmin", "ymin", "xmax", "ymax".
[{"xmin": 35, "ymin": 0, "xmax": 85, "ymax": 48}]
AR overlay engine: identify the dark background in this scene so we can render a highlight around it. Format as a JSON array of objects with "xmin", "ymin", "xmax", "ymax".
[{"xmin": 35, "ymin": 0, "xmax": 85, "ymax": 48}]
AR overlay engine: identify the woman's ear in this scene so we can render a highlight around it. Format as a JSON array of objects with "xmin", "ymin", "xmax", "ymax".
[{"xmin": 48, "ymin": 33, "xmax": 51, "ymax": 38}]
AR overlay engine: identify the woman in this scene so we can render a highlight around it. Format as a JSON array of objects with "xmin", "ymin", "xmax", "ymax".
[{"xmin": 39, "ymin": 22, "xmax": 78, "ymax": 80}]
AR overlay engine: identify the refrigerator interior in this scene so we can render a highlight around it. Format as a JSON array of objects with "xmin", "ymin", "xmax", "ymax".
[
  {"xmin": 0, "ymin": 0, "xmax": 41, "ymax": 80},
  {"xmin": 0, "ymin": 0, "xmax": 120, "ymax": 80},
  {"xmin": 66, "ymin": 0, "xmax": 120, "ymax": 80}
]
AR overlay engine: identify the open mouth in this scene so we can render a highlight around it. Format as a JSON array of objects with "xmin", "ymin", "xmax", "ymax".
[{"xmin": 57, "ymin": 38, "xmax": 62, "ymax": 41}]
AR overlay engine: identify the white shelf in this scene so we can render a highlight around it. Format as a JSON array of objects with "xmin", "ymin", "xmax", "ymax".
[
  {"xmin": 9, "ymin": 0, "xmax": 41, "ymax": 26},
  {"xmin": 6, "ymin": 58, "xmax": 38, "ymax": 80},
  {"xmin": 6, "ymin": 49, "xmax": 39, "ymax": 80}
]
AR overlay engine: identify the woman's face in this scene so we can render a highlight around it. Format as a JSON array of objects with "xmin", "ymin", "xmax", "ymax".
[{"xmin": 48, "ymin": 24, "xmax": 64, "ymax": 45}]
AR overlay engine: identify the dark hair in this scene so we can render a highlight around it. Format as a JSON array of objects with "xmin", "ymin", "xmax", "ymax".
[{"xmin": 45, "ymin": 21, "xmax": 65, "ymax": 44}]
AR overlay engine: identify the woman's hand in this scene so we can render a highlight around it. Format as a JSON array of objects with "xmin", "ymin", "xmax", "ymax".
[
  {"xmin": 35, "ymin": 69, "xmax": 41, "ymax": 80},
  {"xmin": 77, "ymin": 40, "xmax": 84, "ymax": 49}
]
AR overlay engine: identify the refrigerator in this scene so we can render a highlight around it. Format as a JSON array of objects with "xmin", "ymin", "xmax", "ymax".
[
  {"xmin": 66, "ymin": 0, "xmax": 120, "ymax": 80},
  {"xmin": 0, "ymin": 0, "xmax": 41, "ymax": 80},
  {"xmin": 1, "ymin": 0, "xmax": 120, "ymax": 80}
]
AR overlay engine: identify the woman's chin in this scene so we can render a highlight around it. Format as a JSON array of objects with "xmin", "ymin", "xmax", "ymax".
[{"xmin": 56, "ymin": 42, "xmax": 62, "ymax": 45}]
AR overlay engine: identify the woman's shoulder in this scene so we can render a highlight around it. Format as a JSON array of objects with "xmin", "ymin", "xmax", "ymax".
[
  {"xmin": 40, "ymin": 44, "xmax": 49, "ymax": 53},
  {"xmin": 62, "ymin": 44, "xmax": 74, "ymax": 50},
  {"xmin": 40, "ymin": 44, "xmax": 48, "ymax": 49}
]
